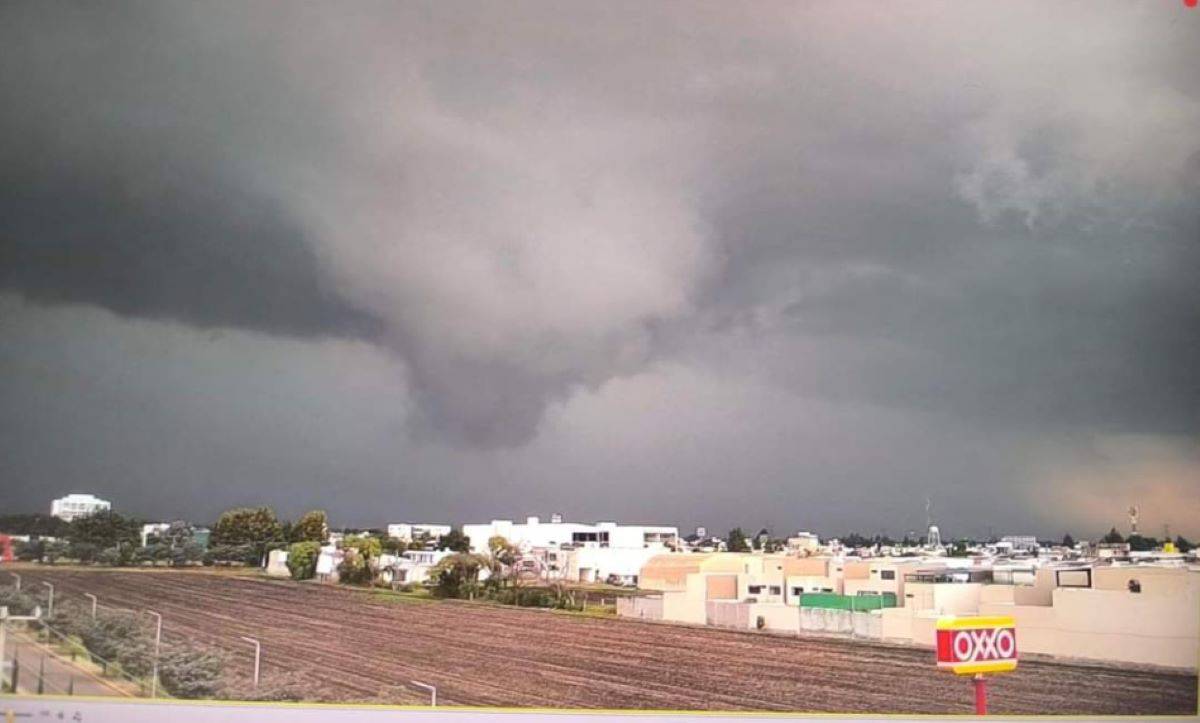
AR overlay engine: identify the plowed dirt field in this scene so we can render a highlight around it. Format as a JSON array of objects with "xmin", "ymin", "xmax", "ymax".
[{"xmin": 18, "ymin": 569, "xmax": 1197, "ymax": 714}]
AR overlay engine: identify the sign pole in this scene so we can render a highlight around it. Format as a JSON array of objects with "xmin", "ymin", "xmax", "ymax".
[{"xmin": 973, "ymin": 673, "xmax": 987, "ymax": 715}]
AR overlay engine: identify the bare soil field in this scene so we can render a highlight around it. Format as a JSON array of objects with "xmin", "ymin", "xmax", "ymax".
[{"xmin": 16, "ymin": 568, "xmax": 1198, "ymax": 714}]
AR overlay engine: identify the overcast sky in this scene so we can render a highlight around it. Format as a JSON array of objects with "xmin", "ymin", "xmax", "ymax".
[{"xmin": 2, "ymin": 2, "xmax": 1197, "ymax": 540}]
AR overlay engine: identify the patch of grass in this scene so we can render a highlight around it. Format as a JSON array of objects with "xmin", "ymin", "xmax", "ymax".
[
  {"xmin": 550, "ymin": 604, "xmax": 617, "ymax": 620},
  {"xmin": 367, "ymin": 588, "xmax": 435, "ymax": 605}
]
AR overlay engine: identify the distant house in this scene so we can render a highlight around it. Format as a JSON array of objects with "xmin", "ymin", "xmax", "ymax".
[
  {"xmin": 141, "ymin": 523, "xmax": 171, "ymax": 547},
  {"xmin": 384, "ymin": 549, "xmax": 454, "ymax": 585},
  {"xmin": 462, "ymin": 515, "xmax": 679, "ymax": 584},
  {"xmin": 386, "ymin": 523, "xmax": 452, "ymax": 543}
]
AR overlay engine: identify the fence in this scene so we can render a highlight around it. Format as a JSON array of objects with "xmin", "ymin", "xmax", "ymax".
[
  {"xmin": 798, "ymin": 607, "xmax": 883, "ymax": 639},
  {"xmin": 705, "ymin": 601, "xmax": 750, "ymax": 629},
  {"xmin": 616, "ymin": 595, "xmax": 663, "ymax": 620}
]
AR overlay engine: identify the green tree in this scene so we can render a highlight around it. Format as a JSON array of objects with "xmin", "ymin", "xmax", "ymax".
[
  {"xmin": 286, "ymin": 541, "xmax": 322, "ymax": 581},
  {"xmin": 0, "ymin": 514, "xmax": 71, "ymax": 537},
  {"xmin": 13, "ymin": 539, "xmax": 42, "ymax": 562},
  {"xmin": 430, "ymin": 553, "xmax": 486, "ymax": 599},
  {"xmin": 947, "ymin": 541, "xmax": 970, "ymax": 557},
  {"xmin": 171, "ymin": 542, "xmax": 206, "ymax": 567},
  {"xmin": 380, "ymin": 537, "xmax": 409, "ymax": 554},
  {"xmin": 337, "ymin": 535, "xmax": 383, "ymax": 585},
  {"xmin": 42, "ymin": 539, "xmax": 69, "ymax": 564},
  {"xmin": 68, "ymin": 511, "xmax": 140, "ymax": 550},
  {"xmin": 726, "ymin": 528, "xmax": 750, "ymax": 553},
  {"xmin": 68, "ymin": 541, "xmax": 100, "ymax": 564},
  {"xmin": 1061, "ymin": 533, "xmax": 1076, "ymax": 548},
  {"xmin": 438, "ymin": 529, "xmax": 471, "ymax": 553},
  {"xmin": 97, "ymin": 545, "xmax": 132, "ymax": 566},
  {"xmin": 1174, "ymin": 535, "xmax": 1194, "ymax": 553},
  {"xmin": 289, "ymin": 511, "xmax": 328, "ymax": 543},
  {"xmin": 1101, "ymin": 527, "xmax": 1125, "ymax": 544},
  {"xmin": 210, "ymin": 507, "xmax": 283, "ymax": 561},
  {"xmin": 486, "ymin": 535, "xmax": 520, "ymax": 588},
  {"xmin": 1127, "ymin": 534, "xmax": 1158, "ymax": 552}
]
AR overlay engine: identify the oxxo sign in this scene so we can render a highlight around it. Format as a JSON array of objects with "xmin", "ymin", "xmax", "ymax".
[{"xmin": 936, "ymin": 615, "xmax": 1018, "ymax": 676}]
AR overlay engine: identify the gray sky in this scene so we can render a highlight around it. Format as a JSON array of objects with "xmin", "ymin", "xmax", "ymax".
[{"xmin": 2, "ymin": 2, "xmax": 1197, "ymax": 540}]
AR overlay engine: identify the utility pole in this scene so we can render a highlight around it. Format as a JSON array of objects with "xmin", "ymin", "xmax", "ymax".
[
  {"xmin": 239, "ymin": 637, "xmax": 261, "ymax": 688},
  {"xmin": 146, "ymin": 610, "xmax": 162, "ymax": 698},
  {"xmin": 83, "ymin": 593, "xmax": 98, "ymax": 620}
]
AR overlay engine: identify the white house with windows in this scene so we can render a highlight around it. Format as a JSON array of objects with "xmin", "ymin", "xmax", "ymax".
[
  {"xmin": 462, "ymin": 515, "xmax": 679, "ymax": 585},
  {"xmin": 50, "ymin": 493, "xmax": 111, "ymax": 522},
  {"xmin": 386, "ymin": 523, "xmax": 453, "ymax": 543},
  {"xmin": 384, "ymin": 549, "xmax": 455, "ymax": 585}
]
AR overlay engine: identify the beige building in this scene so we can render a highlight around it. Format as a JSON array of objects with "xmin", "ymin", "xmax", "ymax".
[
  {"xmin": 624, "ymin": 552, "xmax": 1199, "ymax": 672},
  {"xmin": 883, "ymin": 563, "xmax": 1199, "ymax": 671}
]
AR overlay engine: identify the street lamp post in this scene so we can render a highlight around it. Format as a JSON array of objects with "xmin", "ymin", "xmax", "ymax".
[
  {"xmin": 146, "ymin": 610, "xmax": 162, "ymax": 698},
  {"xmin": 7, "ymin": 573, "xmax": 19, "ymax": 591},
  {"xmin": 238, "ymin": 637, "xmax": 261, "ymax": 688},
  {"xmin": 40, "ymin": 582, "xmax": 54, "ymax": 619}
]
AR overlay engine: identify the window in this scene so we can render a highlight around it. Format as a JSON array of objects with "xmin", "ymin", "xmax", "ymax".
[
  {"xmin": 791, "ymin": 587, "xmax": 803, "ymax": 596},
  {"xmin": 768, "ymin": 586, "xmax": 781, "ymax": 595},
  {"xmin": 748, "ymin": 585, "xmax": 763, "ymax": 594},
  {"xmin": 1128, "ymin": 579, "xmax": 1141, "ymax": 593},
  {"xmin": 880, "ymin": 570, "xmax": 896, "ymax": 580},
  {"xmin": 1056, "ymin": 569, "xmax": 1091, "ymax": 588}
]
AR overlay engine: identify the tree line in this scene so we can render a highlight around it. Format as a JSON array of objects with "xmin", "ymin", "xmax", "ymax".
[{"xmin": 0, "ymin": 507, "xmax": 473, "ymax": 569}]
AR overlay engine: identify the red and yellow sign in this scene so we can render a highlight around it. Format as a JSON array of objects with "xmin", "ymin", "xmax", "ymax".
[{"xmin": 936, "ymin": 615, "xmax": 1018, "ymax": 675}]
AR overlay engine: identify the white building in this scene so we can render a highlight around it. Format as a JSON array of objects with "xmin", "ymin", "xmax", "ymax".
[
  {"xmin": 140, "ymin": 523, "xmax": 171, "ymax": 546},
  {"xmin": 50, "ymin": 493, "xmax": 112, "ymax": 522},
  {"xmin": 385, "ymin": 549, "xmax": 455, "ymax": 585},
  {"xmin": 786, "ymin": 532, "xmax": 820, "ymax": 554},
  {"xmin": 462, "ymin": 516, "xmax": 679, "ymax": 585},
  {"xmin": 1001, "ymin": 535, "xmax": 1040, "ymax": 551},
  {"xmin": 386, "ymin": 523, "xmax": 453, "ymax": 542}
]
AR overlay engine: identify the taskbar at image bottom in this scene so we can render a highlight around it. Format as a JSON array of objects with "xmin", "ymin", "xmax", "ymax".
[{"xmin": 0, "ymin": 697, "xmax": 1072, "ymax": 723}]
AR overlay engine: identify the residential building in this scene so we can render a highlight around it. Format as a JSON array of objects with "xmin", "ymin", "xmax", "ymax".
[
  {"xmin": 386, "ymin": 523, "xmax": 452, "ymax": 543},
  {"xmin": 141, "ymin": 523, "xmax": 171, "ymax": 547},
  {"xmin": 786, "ymin": 532, "xmax": 820, "ymax": 554},
  {"xmin": 50, "ymin": 493, "xmax": 111, "ymax": 522},
  {"xmin": 462, "ymin": 515, "xmax": 679, "ymax": 584},
  {"xmin": 385, "ymin": 549, "xmax": 454, "ymax": 585}
]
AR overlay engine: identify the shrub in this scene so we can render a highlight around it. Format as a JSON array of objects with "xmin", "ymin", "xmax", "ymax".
[
  {"xmin": 41, "ymin": 540, "xmax": 69, "ymax": 564},
  {"xmin": 0, "ymin": 587, "xmax": 37, "ymax": 615},
  {"xmin": 286, "ymin": 541, "xmax": 321, "ymax": 581},
  {"xmin": 96, "ymin": 546, "xmax": 132, "ymax": 566},
  {"xmin": 221, "ymin": 670, "xmax": 311, "ymax": 702},
  {"xmin": 337, "ymin": 548, "xmax": 375, "ymax": 586},
  {"xmin": 14, "ymin": 539, "xmax": 42, "ymax": 562},
  {"xmin": 171, "ymin": 542, "xmax": 206, "ymax": 567},
  {"xmin": 158, "ymin": 643, "xmax": 226, "ymax": 699},
  {"xmin": 204, "ymin": 544, "xmax": 259, "ymax": 566},
  {"xmin": 79, "ymin": 611, "xmax": 151, "ymax": 667},
  {"xmin": 68, "ymin": 542, "xmax": 100, "ymax": 564}
]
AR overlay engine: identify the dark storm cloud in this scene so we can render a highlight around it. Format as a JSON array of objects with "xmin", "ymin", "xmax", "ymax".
[
  {"xmin": 0, "ymin": 163, "xmax": 383, "ymax": 339},
  {"xmin": 0, "ymin": 2, "xmax": 1198, "ymax": 534},
  {"xmin": 0, "ymin": 1, "xmax": 381, "ymax": 339}
]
